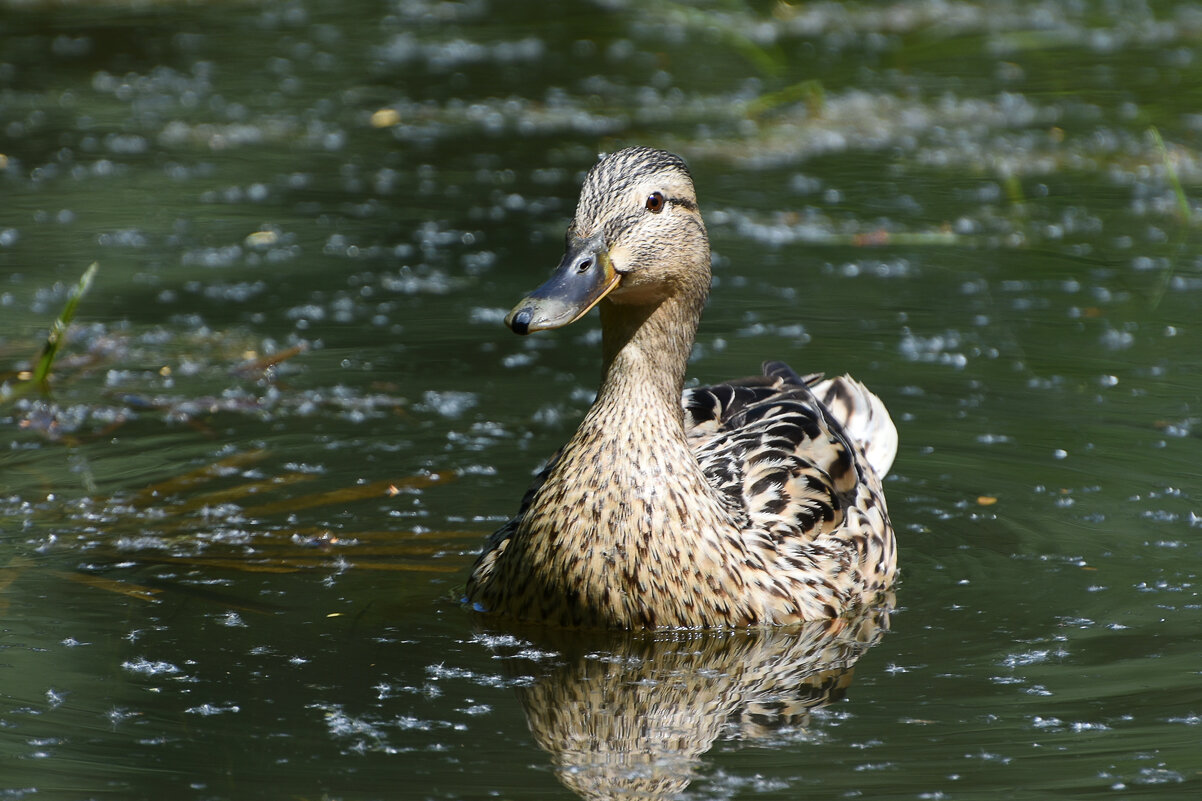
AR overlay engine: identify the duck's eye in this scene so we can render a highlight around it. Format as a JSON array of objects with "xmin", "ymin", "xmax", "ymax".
[{"xmin": 645, "ymin": 191, "xmax": 665, "ymax": 213}]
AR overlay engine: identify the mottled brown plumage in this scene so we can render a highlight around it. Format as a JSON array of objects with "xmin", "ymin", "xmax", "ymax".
[{"xmin": 466, "ymin": 146, "xmax": 897, "ymax": 629}]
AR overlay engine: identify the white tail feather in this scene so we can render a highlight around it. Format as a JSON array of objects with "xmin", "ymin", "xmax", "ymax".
[{"xmin": 811, "ymin": 375, "xmax": 898, "ymax": 478}]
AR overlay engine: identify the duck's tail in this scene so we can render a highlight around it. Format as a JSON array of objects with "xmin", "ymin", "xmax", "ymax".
[{"xmin": 809, "ymin": 374, "xmax": 898, "ymax": 478}]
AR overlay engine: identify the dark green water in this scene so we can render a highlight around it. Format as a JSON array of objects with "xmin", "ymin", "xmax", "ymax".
[{"xmin": 2, "ymin": 0, "xmax": 1201, "ymax": 798}]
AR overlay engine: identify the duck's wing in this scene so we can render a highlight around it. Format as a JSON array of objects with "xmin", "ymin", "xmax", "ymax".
[{"xmin": 682, "ymin": 361, "xmax": 895, "ymax": 541}]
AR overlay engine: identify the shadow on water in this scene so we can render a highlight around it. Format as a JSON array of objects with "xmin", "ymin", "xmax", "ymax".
[{"xmin": 480, "ymin": 608, "xmax": 890, "ymax": 801}]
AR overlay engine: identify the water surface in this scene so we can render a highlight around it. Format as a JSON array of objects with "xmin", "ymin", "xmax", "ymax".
[{"xmin": 2, "ymin": 1, "xmax": 1200, "ymax": 798}]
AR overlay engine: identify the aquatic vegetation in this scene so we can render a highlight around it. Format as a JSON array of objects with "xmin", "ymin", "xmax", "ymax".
[
  {"xmin": 2, "ymin": 262, "xmax": 97, "ymax": 402},
  {"xmin": 3, "ymin": 446, "xmax": 465, "ymax": 617}
]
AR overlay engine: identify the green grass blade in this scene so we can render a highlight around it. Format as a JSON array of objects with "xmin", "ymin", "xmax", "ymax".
[
  {"xmin": 5, "ymin": 262, "xmax": 99, "ymax": 401},
  {"xmin": 1150, "ymin": 126, "xmax": 1191, "ymax": 222},
  {"xmin": 1148, "ymin": 128, "xmax": 1191, "ymax": 309}
]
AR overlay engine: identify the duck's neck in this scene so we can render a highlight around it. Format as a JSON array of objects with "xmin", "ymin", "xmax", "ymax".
[
  {"xmin": 518, "ymin": 271, "xmax": 733, "ymax": 628},
  {"xmin": 593, "ymin": 285, "xmax": 707, "ymax": 422}
]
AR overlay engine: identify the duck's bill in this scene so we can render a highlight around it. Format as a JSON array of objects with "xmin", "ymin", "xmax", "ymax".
[{"xmin": 505, "ymin": 233, "xmax": 619, "ymax": 335}]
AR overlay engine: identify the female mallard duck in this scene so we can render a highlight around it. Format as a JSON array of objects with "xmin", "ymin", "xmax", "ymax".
[{"xmin": 466, "ymin": 146, "xmax": 897, "ymax": 629}]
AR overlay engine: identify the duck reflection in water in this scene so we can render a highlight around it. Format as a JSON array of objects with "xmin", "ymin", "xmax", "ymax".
[{"xmin": 483, "ymin": 604, "xmax": 890, "ymax": 801}]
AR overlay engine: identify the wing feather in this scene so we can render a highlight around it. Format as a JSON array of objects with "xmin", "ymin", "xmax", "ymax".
[{"xmin": 683, "ymin": 361, "xmax": 894, "ymax": 547}]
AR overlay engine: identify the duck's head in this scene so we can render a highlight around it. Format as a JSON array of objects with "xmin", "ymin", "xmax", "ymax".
[{"xmin": 506, "ymin": 147, "xmax": 710, "ymax": 335}]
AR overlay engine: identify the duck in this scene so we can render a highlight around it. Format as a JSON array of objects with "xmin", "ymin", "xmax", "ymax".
[{"xmin": 466, "ymin": 146, "xmax": 897, "ymax": 629}]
